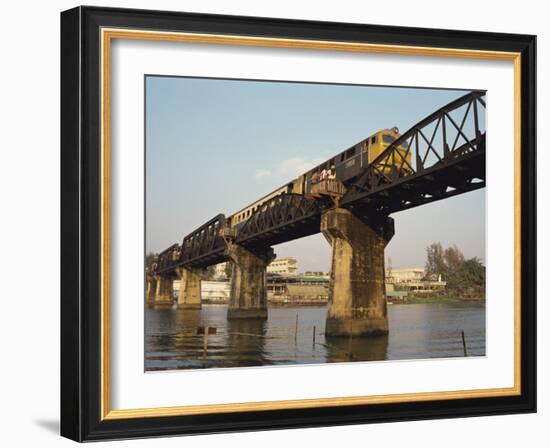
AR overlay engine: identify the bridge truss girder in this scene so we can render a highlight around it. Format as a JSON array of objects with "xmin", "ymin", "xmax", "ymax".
[
  {"xmin": 342, "ymin": 91, "xmax": 486, "ymax": 207},
  {"xmin": 236, "ymin": 193, "xmax": 325, "ymax": 249},
  {"xmin": 344, "ymin": 138, "xmax": 485, "ymax": 217}
]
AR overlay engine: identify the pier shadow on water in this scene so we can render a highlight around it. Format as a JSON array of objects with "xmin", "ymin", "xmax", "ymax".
[
  {"xmin": 225, "ymin": 319, "xmax": 268, "ymax": 367},
  {"xmin": 323, "ymin": 334, "xmax": 388, "ymax": 363}
]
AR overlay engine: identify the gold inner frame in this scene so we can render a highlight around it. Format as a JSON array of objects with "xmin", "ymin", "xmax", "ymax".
[{"xmin": 100, "ymin": 27, "xmax": 522, "ymax": 420}]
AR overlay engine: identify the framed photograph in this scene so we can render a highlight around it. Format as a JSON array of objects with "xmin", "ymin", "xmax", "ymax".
[{"xmin": 61, "ymin": 6, "xmax": 536, "ymax": 441}]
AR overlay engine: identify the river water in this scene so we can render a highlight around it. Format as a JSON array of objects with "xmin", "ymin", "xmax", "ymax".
[{"xmin": 145, "ymin": 302, "xmax": 485, "ymax": 371}]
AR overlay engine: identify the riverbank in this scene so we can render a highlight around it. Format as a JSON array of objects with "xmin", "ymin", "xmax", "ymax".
[
  {"xmin": 201, "ymin": 296, "xmax": 486, "ymax": 306},
  {"xmin": 403, "ymin": 295, "xmax": 485, "ymax": 304}
]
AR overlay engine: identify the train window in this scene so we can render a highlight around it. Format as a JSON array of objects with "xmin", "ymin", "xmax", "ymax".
[
  {"xmin": 371, "ymin": 136, "xmax": 376, "ymax": 144},
  {"xmin": 346, "ymin": 147, "xmax": 356, "ymax": 158},
  {"xmin": 383, "ymin": 135, "xmax": 395, "ymax": 144}
]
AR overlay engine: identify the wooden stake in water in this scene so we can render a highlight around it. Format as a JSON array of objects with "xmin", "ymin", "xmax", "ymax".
[
  {"xmin": 461, "ymin": 330, "xmax": 468, "ymax": 356},
  {"xmin": 203, "ymin": 326, "xmax": 209, "ymax": 358},
  {"xmin": 312, "ymin": 325, "xmax": 316, "ymax": 349},
  {"xmin": 348, "ymin": 321, "xmax": 353, "ymax": 360},
  {"xmin": 294, "ymin": 314, "xmax": 299, "ymax": 344}
]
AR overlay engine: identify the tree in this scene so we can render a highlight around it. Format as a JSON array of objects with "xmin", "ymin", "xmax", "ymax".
[
  {"xmin": 446, "ymin": 257, "xmax": 485, "ymax": 289},
  {"xmin": 145, "ymin": 252, "xmax": 158, "ymax": 271},
  {"xmin": 205, "ymin": 265, "xmax": 216, "ymax": 280},
  {"xmin": 424, "ymin": 242, "xmax": 446, "ymax": 279},
  {"xmin": 224, "ymin": 262, "xmax": 233, "ymax": 279},
  {"xmin": 424, "ymin": 242, "xmax": 485, "ymax": 293},
  {"xmin": 444, "ymin": 245, "xmax": 465, "ymax": 272}
]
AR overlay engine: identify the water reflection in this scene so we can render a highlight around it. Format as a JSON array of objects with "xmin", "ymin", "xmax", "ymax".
[
  {"xmin": 324, "ymin": 334, "xmax": 388, "ymax": 363},
  {"xmin": 386, "ymin": 302, "xmax": 486, "ymax": 359},
  {"xmin": 145, "ymin": 302, "xmax": 485, "ymax": 371},
  {"xmin": 175, "ymin": 307, "xmax": 202, "ymax": 329},
  {"xmin": 225, "ymin": 319, "xmax": 268, "ymax": 367}
]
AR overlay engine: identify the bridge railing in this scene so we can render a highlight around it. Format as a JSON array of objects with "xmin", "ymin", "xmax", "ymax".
[
  {"xmin": 154, "ymin": 243, "xmax": 181, "ymax": 274},
  {"xmin": 342, "ymin": 91, "xmax": 486, "ymax": 205},
  {"xmin": 179, "ymin": 214, "xmax": 228, "ymax": 266},
  {"xmin": 236, "ymin": 193, "xmax": 322, "ymax": 244}
]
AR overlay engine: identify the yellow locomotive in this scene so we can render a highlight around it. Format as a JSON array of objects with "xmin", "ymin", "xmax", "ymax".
[{"xmin": 229, "ymin": 127, "xmax": 411, "ymax": 227}]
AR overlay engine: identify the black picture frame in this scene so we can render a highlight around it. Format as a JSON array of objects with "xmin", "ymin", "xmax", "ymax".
[{"xmin": 61, "ymin": 5, "xmax": 536, "ymax": 442}]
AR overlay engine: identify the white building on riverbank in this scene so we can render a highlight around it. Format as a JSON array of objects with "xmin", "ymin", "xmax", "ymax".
[
  {"xmin": 386, "ymin": 267, "xmax": 425, "ymax": 283},
  {"xmin": 267, "ymin": 257, "xmax": 298, "ymax": 275},
  {"xmin": 172, "ymin": 280, "xmax": 230, "ymax": 303}
]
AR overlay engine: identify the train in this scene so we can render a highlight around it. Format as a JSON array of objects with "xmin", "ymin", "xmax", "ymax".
[{"xmin": 229, "ymin": 127, "xmax": 411, "ymax": 227}]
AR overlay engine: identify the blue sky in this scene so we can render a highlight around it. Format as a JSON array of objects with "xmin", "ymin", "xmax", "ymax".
[{"xmin": 145, "ymin": 76, "xmax": 485, "ymax": 271}]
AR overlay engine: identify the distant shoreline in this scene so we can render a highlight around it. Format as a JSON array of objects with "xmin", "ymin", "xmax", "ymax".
[
  {"xmin": 200, "ymin": 297, "xmax": 486, "ymax": 307},
  {"xmin": 392, "ymin": 296, "xmax": 485, "ymax": 305}
]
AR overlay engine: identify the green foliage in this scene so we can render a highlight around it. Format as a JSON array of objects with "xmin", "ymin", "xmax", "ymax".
[
  {"xmin": 224, "ymin": 262, "xmax": 233, "ymax": 279},
  {"xmin": 446, "ymin": 257, "xmax": 485, "ymax": 289},
  {"xmin": 424, "ymin": 243, "xmax": 485, "ymax": 290},
  {"xmin": 145, "ymin": 252, "xmax": 158, "ymax": 271},
  {"xmin": 443, "ymin": 245, "xmax": 464, "ymax": 272},
  {"xmin": 424, "ymin": 242, "xmax": 446, "ymax": 278},
  {"xmin": 205, "ymin": 265, "xmax": 217, "ymax": 280}
]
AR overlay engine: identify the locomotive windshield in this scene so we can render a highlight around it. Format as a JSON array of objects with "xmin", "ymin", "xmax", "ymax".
[{"xmin": 383, "ymin": 134, "xmax": 408, "ymax": 148}]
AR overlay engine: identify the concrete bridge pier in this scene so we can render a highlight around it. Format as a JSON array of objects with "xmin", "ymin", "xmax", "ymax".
[
  {"xmin": 321, "ymin": 207, "xmax": 394, "ymax": 337},
  {"xmin": 150, "ymin": 275, "xmax": 173, "ymax": 307},
  {"xmin": 226, "ymin": 243, "xmax": 275, "ymax": 319},
  {"xmin": 146, "ymin": 276, "xmax": 157, "ymax": 305},
  {"xmin": 177, "ymin": 267, "xmax": 202, "ymax": 309}
]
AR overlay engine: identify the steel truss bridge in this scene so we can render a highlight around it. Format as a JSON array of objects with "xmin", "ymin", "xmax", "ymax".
[{"xmin": 152, "ymin": 91, "xmax": 486, "ymax": 275}]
